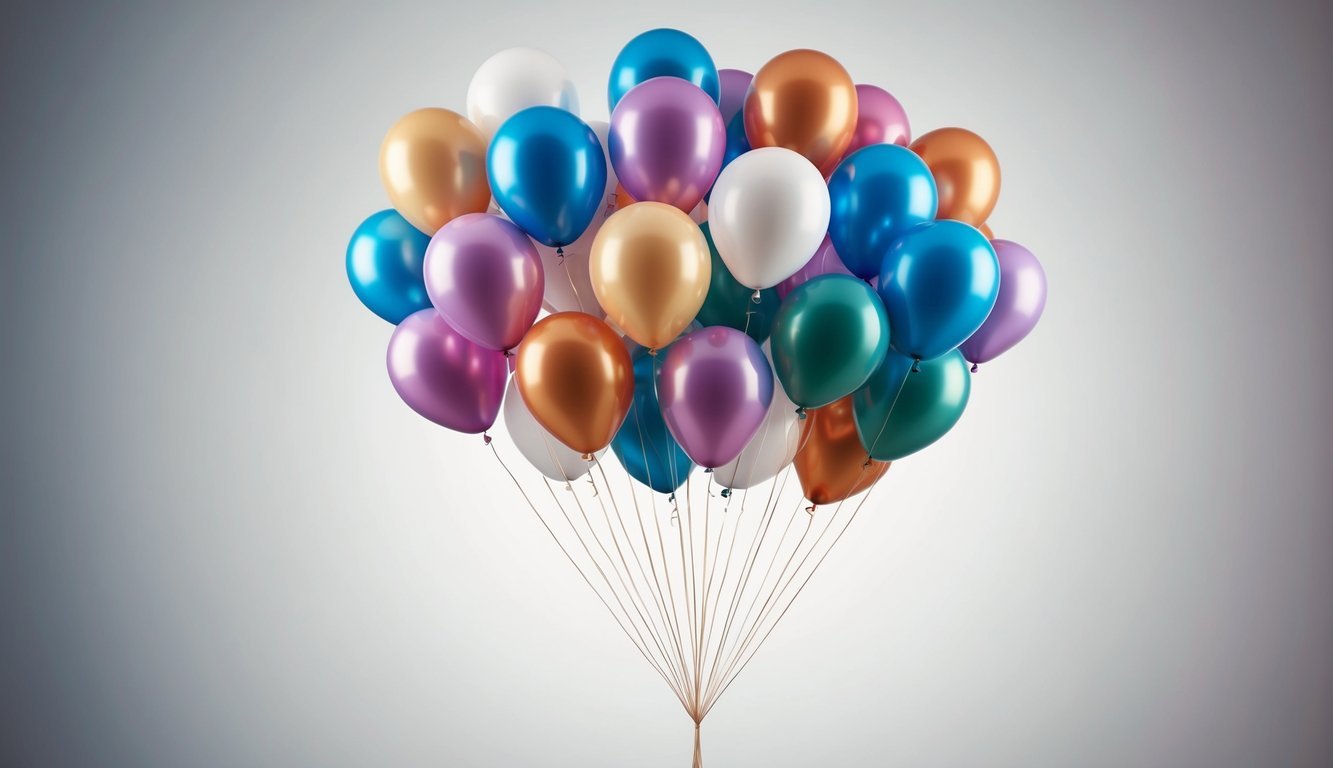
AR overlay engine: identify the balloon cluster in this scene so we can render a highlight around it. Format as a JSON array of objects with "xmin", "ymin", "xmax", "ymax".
[{"xmin": 349, "ymin": 29, "xmax": 1047, "ymax": 505}]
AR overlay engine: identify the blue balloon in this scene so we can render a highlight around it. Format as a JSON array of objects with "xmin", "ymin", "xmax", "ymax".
[
  {"xmin": 608, "ymin": 28, "xmax": 719, "ymax": 112},
  {"xmin": 488, "ymin": 106, "xmax": 607, "ymax": 248},
  {"xmin": 827, "ymin": 144, "xmax": 939, "ymax": 279},
  {"xmin": 705, "ymin": 111, "xmax": 750, "ymax": 203},
  {"xmin": 346, "ymin": 210, "xmax": 432, "ymax": 324},
  {"xmin": 611, "ymin": 353, "xmax": 694, "ymax": 494},
  {"xmin": 877, "ymin": 220, "xmax": 1000, "ymax": 361}
]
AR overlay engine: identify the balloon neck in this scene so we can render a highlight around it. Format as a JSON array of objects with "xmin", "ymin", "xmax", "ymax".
[
  {"xmin": 703, "ymin": 467, "xmax": 713, "ymax": 474},
  {"xmin": 911, "ymin": 356, "xmax": 922, "ymax": 373},
  {"xmin": 795, "ymin": 406, "xmax": 807, "ymax": 421},
  {"xmin": 970, "ymin": 363, "xmax": 979, "ymax": 373},
  {"xmin": 648, "ymin": 347, "xmax": 659, "ymax": 357},
  {"xmin": 482, "ymin": 432, "xmax": 492, "ymax": 446},
  {"xmin": 502, "ymin": 349, "xmax": 515, "ymax": 358},
  {"xmin": 580, "ymin": 452, "xmax": 594, "ymax": 462},
  {"xmin": 750, "ymin": 289, "xmax": 762, "ymax": 304},
  {"xmin": 720, "ymin": 488, "xmax": 731, "ymax": 498}
]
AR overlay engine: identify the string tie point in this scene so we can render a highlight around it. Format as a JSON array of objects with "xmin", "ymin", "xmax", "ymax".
[
  {"xmin": 648, "ymin": 347, "xmax": 659, "ymax": 357},
  {"xmin": 970, "ymin": 363, "xmax": 979, "ymax": 373},
  {"xmin": 795, "ymin": 406, "xmax": 807, "ymax": 421},
  {"xmin": 580, "ymin": 452, "xmax": 594, "ymax": 462},
  {"xmin": 720, "ymin": 488, "xmax": 731, "ymax": 498},
  {"xmin": 482, "ymin": 432, "xmax": 492, "ymax": 446},
  {"xmin": 750, "ymin": 289, "xmax": 762, "ymax": 304},
  {"xmin": 805, "ymin": 504, "xmax": 817, "ymax": 515},
  {"xmin": 911, "ymin": 356, "xmax": 922, "ymax": 373},
  {"xmin": 555, "ymin": 246, "xmax": 565, "ymax": 264}
]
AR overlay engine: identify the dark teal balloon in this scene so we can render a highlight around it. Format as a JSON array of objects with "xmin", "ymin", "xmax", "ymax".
[
  {"xmin": 346, "ymin": 209, "xmax": 431, "ymax": 324},
  {"xmin": 769, "ymin": 275, "xmax": 890, "ymax": 409},
  {"xmin": 696, "ymin": 223, "xmax": 778, "ymax": 342},
  {"xmin": 878, "ymin": 220, "xmax": 1000, "ymax": 360},
  {"xmin": 610, "ymin": 354, "xmax": 694, "ymax": 493},
  {"xmin": 827, "ymin": 143, "xmax": 938, "ymax": 279},
  {"xmin": 488, "ymin": 106, "xmax": 607, "ymax": 248},
  {"xmin": 853, "ymin": 349, "xmax": 970, "ymax": 461},
  {"xmin": 608, "ymin": 28, "xmax": 720, "ymax": 112}
]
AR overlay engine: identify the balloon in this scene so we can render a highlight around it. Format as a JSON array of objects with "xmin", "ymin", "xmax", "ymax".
[
  {"xmin": 657, "ymin": 327, "xmax": 774, "ymax": 468},
  {"xmin": 978, "ymin": 222, "xmax": 994, "ymax": 239},
  {"xmin": 610, "ymin": 353, "xmax": 695, "ymax": 493},
  {"xmin": 744, "ymin": 49, "xmax": 858, "ymax": 176},
  {"xmin": 878, "ymin": 220, "xmax": 1000, "ymax": 361},
  {"xmin": 515, "ymin": 312, "xmax": 634, "ymax": 455},
  {"xmin": 610, "ymin": 77, "xmax": 725, "ymax": 213},
  {"xmin": 695, "ymin": 223, "xmax": 779, "ymax": 342},
  {"xmin": 854, "ymin": 350, "xmax": 970, "ymax": 461},
  {"xmin": 380, "ymin": 108, "xmax": 491, "ymax": 235},
  {"xmin": 488, "ymin": 106, "xmax": 608, "ymax": 248},
  {"xmin": 717, "ymin": 68, "xmax": 752, "ymax": 125},
  {"xmin": 386, "ymin": 309, "xmax": 507, "ymax": 433},
  {"xmin": 423, "ymin": 213, "xmax": 544, "ymax": 351},
  {"xmin": 770, "ymin": 275, "xmax": 889, "ymax": 409},
  {"xmin": 715, "ymin": 350, "xmax": 801, "ymax": 489},
  {"xmin": 775, "ymin": 235, "xmax": 854, "ymax": 300},
  {"xmin": 794, "ymin": 396, "xmax": 890, "ymax": 506},
  {"xmin": 623, "ymin": 321, "xmax": 702, "ymax": 362},
  {"xmin": 466, "ymin": 47, "xmax": 579, "ymax": 139},
  {"xmin": 608, "ymin": 28, "xmax": 720, "ymax": 111},
  {"xmin": 845, "ymin": 84, "xmax": 911, "ymax": 155},
  {"xmin": 909, "ymin": 127, "xmax": 1000, "ymax": 227},
  {"xmin": 703, "ymin": 111, "xmax": 751, "ymax": 204},
  {"xmin": 590, "ymin": 202, "xmax": 711, "ymax": 350},
  {"xmin": 959, "ymin": 239, "xmax": 1047, "ymax": 367},
  {"xmin": 346, "ymin": 210, "xmax": 432, "ymax": 324},
  {"xmin": 827, "ymin": 143, "xmax": 939, "ymax": 279},
  {"xmin": 708, "ymin": 147, "xmax": 830, "ymax": 290},
  {"xmin": 503, "ymin": 377, "xmax": 603, "ymax": 482}
]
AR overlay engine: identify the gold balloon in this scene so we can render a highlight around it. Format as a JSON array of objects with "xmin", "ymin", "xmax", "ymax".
[
  {"xmin": 794, "ymin": 396, "xmax": 890, "ymax": 506},
  {"xmin": 379, "ymin": 108, "xmax": 491, "ymax": 235},
  {"xmin": 515, "ymin": 312, "xmax": 634, "ymax": 456},
  {"xmin": 909, "ymin": 127, "xmax": 1001, "ymax": 227},
  {"xmin": 744, "ymin": 49, "xmax": 859, "ymax": 177},
  {"xmin": 979, "ymin": 221, "xmax": 994, "ymax": 239},
  {"xmin": 590, "ymin": 202, "xmax": 711, "ymax": 350}
]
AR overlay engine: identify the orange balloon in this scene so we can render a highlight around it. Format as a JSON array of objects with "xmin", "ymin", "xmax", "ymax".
[
  {"xmin": 615, "ymin": 183, "xmax": 637, "ymax": 211},
  {"xmin": 515, "ymin": 313, "xmax": 634, "ymax": 456},
  {"xmin": 379, "ymin": 108, "xmax": 491, "ymax": 235},
  {"xmin": 909, "ymin": 127, "xmax": 1000, "ymax": 227},
  {"xmin": 794, "ymin": 396, "xmax": 890, "ymax": 506},
  {"xmin": 744, "ymin": 49, "xmax": 858, "ymax": 177},
  {"xmin": 979, "ymin": 222, "xmax": 994, "ymax": 239}
]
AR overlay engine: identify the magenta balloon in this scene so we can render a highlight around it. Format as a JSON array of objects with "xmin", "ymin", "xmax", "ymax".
[
  {"xmin": 959, "ymin": 239, "xmax": 1047, "ymax": 367},
  {"xmin": 386, "ymin": 309, "xmax": 508, "ymax": 433},
  {"xmin": 424, "ymin": 213, "xmax": 544, "ymax": 352},
  {"xmin": 845, "ymin": 84, "xmax": 911, "ymax": 156},
  {"xmin": 610, "ymin": 77, "xmax": 726, "ymax": 213},
  {"xmin": 717, "ymin": 68, "xmax": 753, "ymax": 125},
  {"xmin": 776, "ymin": 236, "xmax": 855, "ymax": 299},
  {"xmin": 657, "ymin": 326, "xmax": 774, "ymax": 469}
]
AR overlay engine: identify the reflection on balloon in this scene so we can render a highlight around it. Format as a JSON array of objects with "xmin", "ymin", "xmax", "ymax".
[
  {"xmin": 386, "ymin": 309, "xmax": 508, "ymax": 434},
  {"xmin": 959, "ymin": 239, "xmax": 1047, "ymax": 367},
  {"xmin": 346, "ymin": 209, "xmax": 432, "ymax": 324},
  {"xmin": 608, "ymin": 28, "xmax": 720, "ymax": 111},
  {"xmin": 380, "ymin": 108, "xmax": 491, "ymax": 235},
  {"xmin": 466, "ymin": 47, "xmax": 579, "ymax": 139},
  {"xmin": 909, "ymin": 127, "xmax": 1001, "ymax": 227},
  {"xmin": 827, "ymin": 142, "xmax": 938, "ymax": 279},
  {"xmin": 854, "ymin": 350, "xmax": 970, "ymax": 461},
  {"xmin": 770, "ymin": 275, "xmax": 889, "ymax": 409},
  {"xmin": 744, "ymin": 49, "xmax": 858, "ymax": 176},
  {"xmin": 610, "ymin": 76, "xmax": 725, "ymax": 213}
]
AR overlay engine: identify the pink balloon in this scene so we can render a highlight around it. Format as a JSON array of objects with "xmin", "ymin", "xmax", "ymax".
[
  {"xmin": 776, "ymin": 236, "xmax": 855, "ymax": 299},
  {"xmin": 386, "ymin": 309, "xmax": 508, "ymax": 434},
  {"xmin": 610, "ymin": 77, "xmax": 726, "ymax": 213},
  {"xmin": 845, "ymin": 84, "xmax": 911, "ymax": 157}
]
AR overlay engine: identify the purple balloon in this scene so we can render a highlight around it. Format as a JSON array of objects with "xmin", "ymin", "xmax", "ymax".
[
  {"xmin": 959, "ymin": 239, "xmax": 1047, "ymax": 367},
  {"xmin": 845, "ymin": 84, "xmax": 911, "ymax": 157},
  {"xmin": 717, "ymin": 68, "xmax": 753, "ymax": 125},
  {"xmin": 424, "ymin": 213, "xmax": 544, "ymax": 352},
  {"xmin": 657, "ymin": 326, "xmax": 774, "ymax": 469},
  {"xmin": 610, "ymin": 76, "xmax": 726, "ymax": 213},
  {"xmin": 387, "ymin": 309, "xmax": 508, "ymax": 434},
  {"xmin": 776, "ymin": 236, "xmax": 855, "ymax": 300}
]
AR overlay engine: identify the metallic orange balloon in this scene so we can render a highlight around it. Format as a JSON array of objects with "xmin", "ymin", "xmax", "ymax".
[
  {"xmin": 615, "ymin": 183, "xmax": 637, "ymax": 210},
  {"xmin": 379, "ymin": 108, "xmax": 491, "ymax": 235},
  {"xmin": 979, "ymin": 222, "xmax": 994, "ymax": 239},
  {"xmin": 744, "ymin": 49, "xmax": 858, "ymax": 176},
  {"xmin": 515, "ymin": 312, "xmax": 634, "ymax": 456},
  {"xmin": 794, "ymin": 396, "xmax": 890, "ymax": 505},
  {"xmin": 590, "ymin": 202, "xmax": 711, "ymax": 350},
  {"xmin": 909, "ymin": 127, "xmax": 1001, "ymax": 227}
]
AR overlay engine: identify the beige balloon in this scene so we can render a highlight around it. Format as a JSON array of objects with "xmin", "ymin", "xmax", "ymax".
[
  {"xmin": 379, "ymin": 108, "xmax": 491, "ymax": 235},
  {"xmin": 590, "ymin": 202, "xmax": 711, "ymax": 351}
]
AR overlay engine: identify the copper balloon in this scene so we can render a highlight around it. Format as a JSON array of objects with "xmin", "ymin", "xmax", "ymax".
[
  {"xmin": 379, "ymin": 108, "xmax": 491, "ymax": 235},
  {"xmin": 909, "ymin": 127, "xmax": 1000, "ymax": 227},
  {"xmin": 615, "ymin": 183, "xmax": 637, "ymax": 211},
  {"xmin": 590, "ymin": 202, "xmax": 711, "ymax": 350},
  {"xmin": 744, "ymin": 49, "xmax": 858, "ymax": 177},
  {"xmin": 515, "ymin": 312, "xmax": 634, "ymax": 456},
  {"xmin": 979, "ymin": 221, "xmax": 994, "ymax": 239},
  {"xmin": 794, "ymin": 396, "xmax": 890, "ymax": 505}
]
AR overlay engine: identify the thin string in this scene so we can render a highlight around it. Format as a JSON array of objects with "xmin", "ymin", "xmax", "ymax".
[{"xmin": 556, "ymin": 246, "xmax": 588, "ymax": 315}]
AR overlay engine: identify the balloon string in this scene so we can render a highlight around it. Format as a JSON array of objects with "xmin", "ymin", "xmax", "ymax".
[
  {"xmin": 556, "ymin": 246, "xmax": 589, "ymax": 315},
  {"xmin": 862, "ymin": 363, "xmax": 912, "ymax": 467}
]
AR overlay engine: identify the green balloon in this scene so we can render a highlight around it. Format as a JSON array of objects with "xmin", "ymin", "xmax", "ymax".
[
  {"xmin": 696, "ymin": 223, "xmax": 780, "ymax": 342},
  {"xmin": 853, "ymin": 349, "xmax": 971, "ymax": 461},
  {"xmin": 770, "ymin": 274, "xmax": 889, "ymax": 409}
]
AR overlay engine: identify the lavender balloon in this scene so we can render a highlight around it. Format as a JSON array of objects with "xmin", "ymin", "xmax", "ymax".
[
  {"xmin": 845, "ymin": 84, "xmax": 911, "ymax": 156},
  {"xmin": 386, "ymin": 309, "xmax": 508, "ymax": 434},
  {"xmin": 424, "ymin": 213, "xmax": 544, "ymax": 352},
  {"xmin": 657, "ymin": 326, "xmax": 774, "ymax": 468},
  {"xmin": 610, "ymin": 76, "xmax": 726, "ymax": 213},
  {"xmin": 717, "ymin": 68, "xmax": 753, "ymax": 125},
  {"xmin": 776, "ymin": 236, "xmax": 856, "ymax": 300},
  {"xmin": 959, "ymin": 239, "xmax": 1047, "ymax": 368}
]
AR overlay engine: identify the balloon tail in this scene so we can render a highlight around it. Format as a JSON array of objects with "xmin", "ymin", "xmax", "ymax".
[{"xmin": 911, "ymin": 356, "xmax": 922, "ymax": 373}]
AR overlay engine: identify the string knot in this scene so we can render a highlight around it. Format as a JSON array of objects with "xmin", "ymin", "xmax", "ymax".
[
  {"xmin": 555, "ymin": 246, "xmax": 565, "ymax": 264},
  {"xmin": 482, "ymin": 432, "xmax": 492, "ymax": 446},
  {"xmin": 970, "ymin": 363, "xmax": 979, "ymax": 373},
  {"xmin": 911, "ymin": 356, "xmax": 922, "ymax": 373}
]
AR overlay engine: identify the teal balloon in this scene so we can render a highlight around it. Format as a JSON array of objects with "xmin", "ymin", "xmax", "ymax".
[
  {"xmin": 608, "ymin": 28, "xmax": 720, "ymax": 112},
  {"xmin": 346, "ymin": 210, "xmax": 432, "ymax": 324},
  {"xmin": 610, "ymin": 353, "xmax": 694, "ymax": 493},
  {"xmin": 696, "ymin": 223, "xmax": 778, "ymax": 342},
  {"xmin": 853, "ymin": 349, "xmax": 970, "ymax": 461},
  {"xmin": 769, "ymin": 275, "xmax": 889, "ymax": 409}
]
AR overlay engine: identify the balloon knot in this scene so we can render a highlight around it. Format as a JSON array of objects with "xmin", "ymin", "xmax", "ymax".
[
  {"xmin": 750, "ymin": 289, "xmax": 762, "ymax": 304},
  {"xmin": 502, "ymin": 348, "xmax": 514, "ymax": 358},
  {"xmin": 862, "ymin": 455, "xmax": 872, "ymax": 468},
  {"xmin": 970, "ymin": 363, "xmax": 979, "ymax": 373},
  {"xmin": 704, "ymin": 467, "xmax": 713, "ymax": 474},
  {"xmin": 667, "ymin": 493, "xmax": 676, "ymax": 504},
  {"xmin": 911, "ymin": 356, "xmax": 922, "ymax": 373},
  {"xmin": 482, "ymin": 432, "xmax": 492, "ymax": 446},
  {"xmin": 648, "ymin": 347, "xmax": 659, "ymax": 357},
  {"xmin": 795, "ymin": 407, "xmax": 807, "ymax": 421},
  {"xmin": 555, "ymin": 246, "xmax": 565, "ymax": 264},
  {"xmin": 720, "ymin": 488, "xmax": 731, "ymax": 498},
  {"xmin": 580, "ymin": 452, "xmax": 594, "ymax": 462},
  {"xmin": 805, "ymin": 504, "xmax": 817, "ymax": 515}
]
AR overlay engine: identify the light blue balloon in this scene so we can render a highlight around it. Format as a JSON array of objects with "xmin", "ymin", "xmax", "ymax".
[
  {"xmin": 611, "ymin": 353, "xmax": 694, "ymax": 494},
  {"xmin": 877, "ymin": 220, "xmax": 1000, "ymax": 361},
  {"xmin": 345, "ymin": 210, "xmax": 431, "ymax": 324},
  {"xmin": 608, "ymin": 28, "xmax": 719, "ymax": 112},
  {"xmin": 827, "ymin": 143, "xmax": 938, "ymax": 279},
  {"xmin": 488, "ymin": 106, "xmax": 607, "ymax": 248}
]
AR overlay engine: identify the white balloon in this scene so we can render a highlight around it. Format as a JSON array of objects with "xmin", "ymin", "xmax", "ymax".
[
  {"xmin": 714, "ymin": 346, "xmax": 802, "ymax": 489},
  {"xmin": 466, "ymin": 47, "xmax": 579, "ymax": 139},
  {"xmin": 708, "ymin": 147, "xmax": 830, "ymax": 290},
  {"xmin": 502, "ymin": 378, "xmax": 601, "ymax": 481}
]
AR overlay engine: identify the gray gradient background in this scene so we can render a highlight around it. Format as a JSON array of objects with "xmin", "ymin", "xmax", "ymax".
[{"xmin": 2, "ymin": 1, "xmax": 1331, "ymax": 766}]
